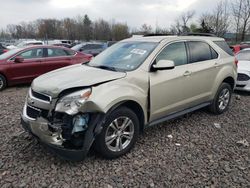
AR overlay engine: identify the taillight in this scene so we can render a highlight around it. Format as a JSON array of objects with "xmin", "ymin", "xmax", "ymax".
[
  {"xmin": 234, "ymin": 58, "xmax": 238, "ymax": 67},
  {"xmin": 3, "ymin": 49, "xmax": 8, "ymax": 53},
  {"xmin": 88, "ymin": 56, "xmax": 93, "ymax": 61}
]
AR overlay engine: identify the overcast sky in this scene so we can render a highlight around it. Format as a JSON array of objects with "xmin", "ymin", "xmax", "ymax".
[{"xmin": 0, "ymin": 0, "xmax": 219, "ymax": 30}]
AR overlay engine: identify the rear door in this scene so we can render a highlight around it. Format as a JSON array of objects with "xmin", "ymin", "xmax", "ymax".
[
  {"xmin": 41, "ymin": 47, "xmax": 72, "ymax": 74},
  {"xmin": 9, "ymin": 48, "xmax": 44, "ymax": 83},
  {"xmin": 185, "ymin": 41, "xmax": 220, "ymax": 104}
]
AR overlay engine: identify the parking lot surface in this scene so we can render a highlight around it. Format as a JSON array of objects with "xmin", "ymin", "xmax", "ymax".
[{"xmin": 0, "ymin": 86, "xmax": 249, "ymax": 187}]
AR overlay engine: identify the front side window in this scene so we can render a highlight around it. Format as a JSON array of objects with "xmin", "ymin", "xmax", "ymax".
[
  {"xmin": 188, "ymin": 41, "xmax": 217, "ymax": 63},
  {"xmin": 156, "ymin": 42, "xmax": 188, "ymax": 66},
  {"xmin": 47, "ymin": 48, "xmax": 68, "ymax": 57},
  {"xmin": 19, "ymin": 48, "xmax": 43, "ymax": 59}
]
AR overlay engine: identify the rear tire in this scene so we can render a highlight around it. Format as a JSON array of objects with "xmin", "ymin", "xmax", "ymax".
[
  {"xmin": 0, "ymin": 74, "xmax": 7, "ymax": 91},
  {"xmin": 94, "ymin": 107, "xmax": 139, "ymax": 159},
  {"xmin": 209, "ymin": 83, "xmax": 232, "ymax": 114}
]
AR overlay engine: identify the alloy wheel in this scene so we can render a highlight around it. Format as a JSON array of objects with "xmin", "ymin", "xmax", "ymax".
[
  {"xmin": 105, "ymin": 116, "xmax": 134, "ymax": 152},
  {"xmin": 218, "ymin": 88, "xmax": 230, "ymax": 111}
]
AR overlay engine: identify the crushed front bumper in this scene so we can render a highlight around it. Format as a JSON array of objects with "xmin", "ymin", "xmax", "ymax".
[{"xmin": 21, "ymin": 104, "xmax": 104, "ymax": 161}]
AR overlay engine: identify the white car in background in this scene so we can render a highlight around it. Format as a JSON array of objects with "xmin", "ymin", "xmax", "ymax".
[
  {"xmin": 235, "ymin": 48, "xmax": 250, "ymax": 91},
  {"xmin": 7, "ymin": 40, "xmax": 44, "ymax": 50}
]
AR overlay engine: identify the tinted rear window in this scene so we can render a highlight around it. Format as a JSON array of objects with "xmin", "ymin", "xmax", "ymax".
[
  {"xmin": 188, "ymin": 41, "xmax": 217, "ymax": 63},
  {"xmin": 214, "ymin": 41, "xmax": 234, "ymax": 56}
]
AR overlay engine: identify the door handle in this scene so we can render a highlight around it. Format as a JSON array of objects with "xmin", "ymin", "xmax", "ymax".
[{"xmin": 183, "ymin": 71, "xmax": 192, "ymax": 76}]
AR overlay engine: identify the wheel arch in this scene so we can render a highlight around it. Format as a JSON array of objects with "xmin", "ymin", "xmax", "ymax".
[
  {"xmin": 222, "ymin": 76, "xmax": 235, "ymax": 90},
  {"xmin": 107, "ymin": 100, "xmax": 145, "ymax": 133},
  {"xmin": 0, "ymin": 72, "xmax": 8, "ymax": 86}
]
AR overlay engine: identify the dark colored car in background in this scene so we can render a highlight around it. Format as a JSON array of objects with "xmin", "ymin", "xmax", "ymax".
[
  {"xmin": 71, "ymin": 42, "xmax": 106, "ymax": 56},
  {"xmin": 0, "ymin": 43, "xmax": 8, "ymax": 55},
  {"xmin": 0, "ymin": 45, "xmax": 92, "ymax": 90}
]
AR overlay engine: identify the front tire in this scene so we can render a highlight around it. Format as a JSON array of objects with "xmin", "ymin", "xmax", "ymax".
[
  {"xmin": 209, "ymin": 83, "xmax": 232, "ymax": 114},
  {"xmin": 0, "ymin": 74, "xmax": 7, "ymax": 91},
  {"xmin": 94, "ymin": 107, "xmax": 139, "ymax": 159}
]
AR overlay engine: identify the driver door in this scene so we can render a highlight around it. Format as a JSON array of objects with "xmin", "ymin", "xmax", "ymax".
[{"xmin": 149, "ymin": 41, "xmax": 194, "ymax": 122}]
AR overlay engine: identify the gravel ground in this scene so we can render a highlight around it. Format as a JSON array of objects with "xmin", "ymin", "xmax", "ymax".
[{"xmin": 0, "ymin": 86, "xmax": 249, "ymax": 187}]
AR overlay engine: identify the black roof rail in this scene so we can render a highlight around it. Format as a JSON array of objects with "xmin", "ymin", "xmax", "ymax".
[
  {"xmin": 181, "ymin": 33, "xmax": 217, "ymax": 37},
  {"xmin": 143, "ymin": 33, "xmax": 173, "ymax": 37}
]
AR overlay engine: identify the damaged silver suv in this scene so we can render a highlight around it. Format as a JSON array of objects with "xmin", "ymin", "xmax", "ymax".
[{"xmin": 21, "ymin": 36, "xmax": 237, "ymax": 160}]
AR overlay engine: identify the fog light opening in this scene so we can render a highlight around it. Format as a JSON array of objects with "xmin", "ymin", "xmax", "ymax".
[{"xmin": 72, "ymin": 114, "xmax": 89, "ymax": 134}]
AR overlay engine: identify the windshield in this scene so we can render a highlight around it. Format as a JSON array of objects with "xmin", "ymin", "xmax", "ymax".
[
  {"xmin": 16, "ymin": 41, "xmax": 26, "ymax": 47},
  {"xmin": 88, "ymin": 41, "xmax": 158, "ymax": 71},
  {"xmin": 71, "ymin": 43, "xmax": 84, "ymax": 51},
  {"xmin": 237, "ymin": 50, "xmax": 250, "ymax": 61},
  {"xmin": 0, "ymin": 48, "xmax": 21, "ymax": 60}
]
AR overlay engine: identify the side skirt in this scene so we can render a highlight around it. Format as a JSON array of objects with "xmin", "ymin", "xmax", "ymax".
[{"xmin": 146, "ymin": 102, "xmax": 212, "ymax": 128}]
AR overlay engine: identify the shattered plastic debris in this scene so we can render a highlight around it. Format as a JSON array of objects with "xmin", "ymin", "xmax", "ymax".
[
  {"xmin": 235, "ymin": 95, "xmax": 241, "ymax": 100},
  {"xmin": 214, "ymin": 123, "xmax": 221, "ymax": 129},
  {"xmin": 236, "ymin": 139, "xmax": 249, "ymax": 147},
  {"xmin": 167, "ymin": 135, "xmax": 173, "ymax": 139}
]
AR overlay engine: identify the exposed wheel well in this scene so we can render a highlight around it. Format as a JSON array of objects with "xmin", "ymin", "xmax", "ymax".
[
  {"xmin": 222, "ymin": 77, "xmax": 235, "ymax": 90},
  {"xmin": 112, "ymin": 100, "xmax": 145, "ymax": 133}
]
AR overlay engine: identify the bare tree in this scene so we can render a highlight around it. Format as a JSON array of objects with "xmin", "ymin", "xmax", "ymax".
[
  {"xmin": 199, "ymin": 0, "xmax": 229, "ymax": 37},
  {"xmin": 231, "ymin": 0, "xmax": 250, "ymax": 41},
  {"xmin": 240, "ymin": 0, "xmax": 250, "ymax": 41},
  {"xmin": 139, "ymin": 24, "xmax": 152, "ymax": 35},
  {"xmin": 111, "ymin": 22, "xmax": 130, "ymax": 41},
  {"xmin": 181, "ymin": 11, "xmax": 195, "ymax": 33},
  {"xmin": 93, "ymin": 19, "xmax": 112, "ymax": 40},
  {"xmin": 171, "ymin": 10, "xmax": 195, "ymax": 34},
  {"xmin": 231, "ymin": 0, "xmax": 243, "ymax": 42}
]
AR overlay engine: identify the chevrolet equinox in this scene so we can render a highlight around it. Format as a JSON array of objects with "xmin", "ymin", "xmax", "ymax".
[{"xmin": 21, "ymin": 36, "xmax": 237, "ymax": 160}]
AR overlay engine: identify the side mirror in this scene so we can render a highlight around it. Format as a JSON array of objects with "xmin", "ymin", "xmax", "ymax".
[
  {"xmin": 152, "ymin": 60, "xmax": 175, "ymax": 71},
  {"xmin": 14, "ymin": 56, "xmax": 24, "ymax": 63}
]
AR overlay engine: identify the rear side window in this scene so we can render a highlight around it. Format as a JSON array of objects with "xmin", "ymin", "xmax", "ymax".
[
  {"xmin": 65, "ymin": 49, "xmax": 76, "ymax": 56},
  {"xmin": 156, "ymin": 42, "xmax": 188, "ymax": 66},
  {"xmin": 47, "ymin": 48, "xmax": 68, "ymax": 57},
  {"xmin": 214, "ymin": 41, "xmax": 234, "ymax": 56},
  {"xmin": 188, "ymin": 41, "xmax": 218, "ymax": 63}
]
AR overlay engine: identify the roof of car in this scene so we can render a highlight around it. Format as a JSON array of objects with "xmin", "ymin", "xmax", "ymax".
[
  {"xmin": 123, "ymin": 35, "xmax": 224, "ymax": 43},
  {"xmin": 16, "ymin": 45, "xmax": 74, "ymax": 51}
]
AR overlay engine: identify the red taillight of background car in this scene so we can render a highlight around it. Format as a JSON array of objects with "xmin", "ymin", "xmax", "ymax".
[
  {"xmin": 3, "ymin": 49, "xmax": 8, "ymax": 53},
  {"xmin": 234, "ymin": 58, "xmax": 238, "ymax": 67},
  {"xmin": 88, "ymin": 55, "xmax": 93, "ymax": 61}
]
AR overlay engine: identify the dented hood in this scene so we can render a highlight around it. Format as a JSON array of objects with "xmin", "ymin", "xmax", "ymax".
[{"xmin": 32, "ymin": 64, "xmax": 126, "ymax": 97}]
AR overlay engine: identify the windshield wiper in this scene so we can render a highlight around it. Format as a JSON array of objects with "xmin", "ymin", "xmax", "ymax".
[{"xmin": 92, "ymin": 65, "xmax": 118, "ymax": 72}]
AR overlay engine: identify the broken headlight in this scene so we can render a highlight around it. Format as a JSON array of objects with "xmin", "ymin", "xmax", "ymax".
[{"xmin": 55, "ymin": 88, "xmax": 91, "ymax": 115}]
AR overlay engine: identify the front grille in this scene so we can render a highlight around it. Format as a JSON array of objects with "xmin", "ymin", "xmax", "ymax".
[
  {"xmin": 237, "ymin": 73, "xmax": 250, "ymax": 81},
  {"xmin": 26, "ymin": 105, "xmax": 49, "ymax": 119},
  {"xmin": 31, "ymin": 90, "xmax": 51, "ymax": 102}
]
